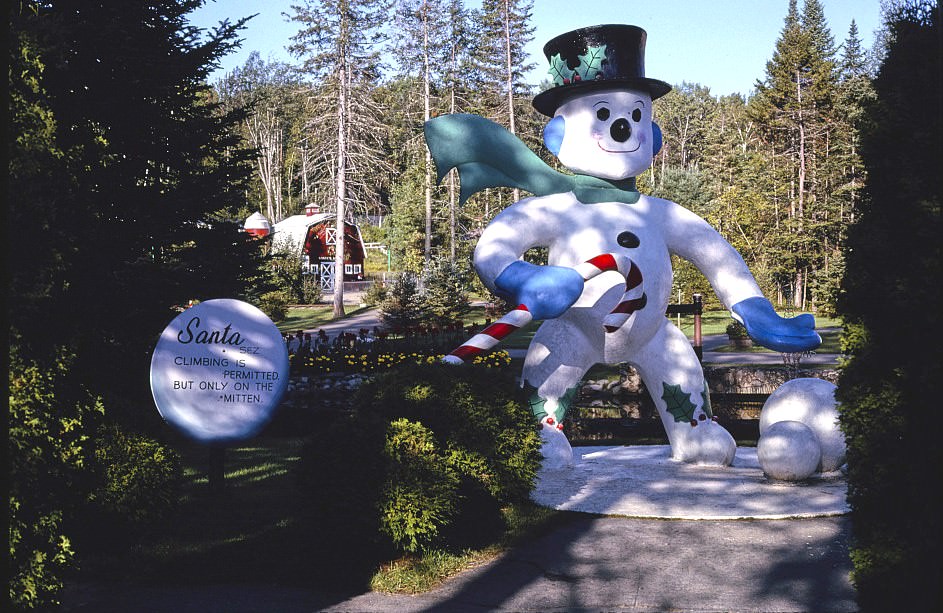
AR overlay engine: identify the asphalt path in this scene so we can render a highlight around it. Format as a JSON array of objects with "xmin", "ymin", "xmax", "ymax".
[{"xmin": 62, "ymin": 514, "xmax": 856, "ymax": 612}]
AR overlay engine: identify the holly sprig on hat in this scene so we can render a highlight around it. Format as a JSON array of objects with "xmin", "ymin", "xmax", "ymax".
[{"xmin": 548, "ymin": 44, "xmax": 607, "ymax": 86}]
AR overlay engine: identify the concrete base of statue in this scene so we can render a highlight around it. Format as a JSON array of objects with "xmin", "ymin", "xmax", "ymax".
[{"xmin": 532, "ymin": 444, "xmax": 848, "ymax": 519}]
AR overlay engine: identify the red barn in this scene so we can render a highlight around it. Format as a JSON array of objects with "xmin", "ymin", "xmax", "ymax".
[{"xmin": 271, "ymin": 204, "xmax": 366, "ymax": 291}]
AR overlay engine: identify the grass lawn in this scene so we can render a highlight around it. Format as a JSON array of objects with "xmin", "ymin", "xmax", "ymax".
[
  {"xmin": 75, "ymin": 438, "xmax": 314, "ymax": 586},
  {"xmin": 276, "ymin": 304, "xmax": 373, "ymax": 333},
  {"xmin": 73, "ymin": 436, "xmax": 570, "ymax": 595}
]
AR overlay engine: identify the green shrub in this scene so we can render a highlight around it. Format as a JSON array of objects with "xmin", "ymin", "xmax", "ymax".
[
  {"xmin": 257, "ymin": 290, "xmax": 289, "ymax": 322},
  {"xmin": 299, "ymin": 275, "xmax": 323, "ymax": 305},
  {"xmin": 363, "ymin": 278, "xmax": 388, "ymax": 306},
  {"xmin": 725, "ymin": 321, "xmax": 748, "ymax": 339},
  {"xmin": 381, "ymin": 418, "xmax": 459, "ymax": 552},
  {"xmin": 379, "ymin": 273, "xmax": 427, "ymax": 329},
  {"xmin": 8, "ymin": 347, "xmax": 103, "ymax": 609},
  {"xmin": 89, "ymin": 425, "xmax": 183, "ymax": 524},
  {"xmin": 296, "ymin": 364, "xmax": 541, "ymax": 559},
  {"xmin": 421, "ymin": 255, "xmax": 472, "ymax": 323}
]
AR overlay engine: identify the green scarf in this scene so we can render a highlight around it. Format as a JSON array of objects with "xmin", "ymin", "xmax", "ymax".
[{"xmin": 423, "ymin": 113, "xmax": 640, "ymax": 206}]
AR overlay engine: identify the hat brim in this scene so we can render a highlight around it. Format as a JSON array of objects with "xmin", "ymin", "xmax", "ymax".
[{"xmin": 533, "ymin": 77, "xmax": 672, "ymax": 117}]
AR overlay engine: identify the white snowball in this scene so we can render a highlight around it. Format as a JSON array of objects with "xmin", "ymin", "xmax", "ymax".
[
  {"xmin": 758, "ymin": 420, "xmax": 822, "ymax": 481},
  {"xmin": 677, "ymin": 421, "xmax": 737, "ymax": 466},
  {"xmin": 760, "ymin": 378, "xmax": 846, "ymax": 472}
]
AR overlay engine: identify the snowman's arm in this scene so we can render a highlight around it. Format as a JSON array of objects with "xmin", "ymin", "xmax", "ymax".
[
  {"xmin": 474, "ymin": 198, "xmax": 555, "ymax": 292},
  {"xmin": 663, "ymin": 200, "xmax": 820, "ymax": 352},
  {"xmin": 474, "ymin": 197, "xmax": 584, "ymax": 320},
  {"xmin": 663, "ymin": 200, "xmax": 763, "ymax": 308}
]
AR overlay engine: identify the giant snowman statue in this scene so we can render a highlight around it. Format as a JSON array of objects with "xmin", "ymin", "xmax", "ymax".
[{"xmin": 425, "ymin": 25, "xmax": 820, "ymax": 468}]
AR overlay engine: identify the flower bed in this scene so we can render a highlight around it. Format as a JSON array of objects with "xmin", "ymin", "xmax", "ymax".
[{"xmin": 288, "ymin": 329, "xmax": 513, "ymax": 375}]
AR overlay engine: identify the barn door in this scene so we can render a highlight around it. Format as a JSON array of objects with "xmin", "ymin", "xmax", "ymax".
[{"xmin": 319, "ymin": 262, "xmax": 335, "ymax": 291}]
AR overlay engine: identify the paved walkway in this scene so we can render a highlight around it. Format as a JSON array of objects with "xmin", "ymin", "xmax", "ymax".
[
  {"xmin": 62, "ymin": 513, "xmax": 855, "ymax": 612},
  {"xmin": 535, "ymin": 445, "xmax": 848, "ymax": 520}
]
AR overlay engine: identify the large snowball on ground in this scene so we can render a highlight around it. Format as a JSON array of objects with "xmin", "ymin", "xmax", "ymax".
[
  {"xmin": 760, "ymin": 378, "xmax": 845, "ymax": 472},
  {"xmin": 758, "ymin": 420, "xmax": 822, "ymax": 481},
  {"xmin": 676, "ymin": 422, "xmax": 737, "ymax": 466}
]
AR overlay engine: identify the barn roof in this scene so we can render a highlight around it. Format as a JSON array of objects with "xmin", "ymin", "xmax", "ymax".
[
  {"xmin": 271, "ymin": 213, "xmax": 364, "ymax": 254},
  {"xmin": 271, "ymin": 212, "xmax": 335, "ymax": 251}
]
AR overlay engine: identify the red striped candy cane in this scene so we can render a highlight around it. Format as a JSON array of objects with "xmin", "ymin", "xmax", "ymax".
[{"xmin": 443, "ymin": 253, "xmax": 646, "ymax": 365}]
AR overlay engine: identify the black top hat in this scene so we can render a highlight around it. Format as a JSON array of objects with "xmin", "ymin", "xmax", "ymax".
[{"xmin": 532, "ymin": 24, "xmax": 672, "ymax": 117}]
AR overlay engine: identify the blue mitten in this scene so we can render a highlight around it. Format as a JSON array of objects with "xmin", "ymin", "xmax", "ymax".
[
  {"xmin": 730, "ymin": 297, "xmax": 821, "ymax": 353},
  {"xmin": 494, "ymin": 261, "xmax": 584, "ymax": 320}
]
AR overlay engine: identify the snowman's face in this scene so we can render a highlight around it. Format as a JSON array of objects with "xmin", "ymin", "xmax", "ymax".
[{"xmin": 554, "ymin": 88, "xmax": 654, "ymax": 180}]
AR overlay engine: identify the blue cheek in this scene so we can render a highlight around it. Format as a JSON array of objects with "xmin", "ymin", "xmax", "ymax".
[
  {"xmin": 543, "ymin": 116, "xmax": 565, "ymax": 156},
  {"xmin": 652, "ymin": 122, "xmax": 663, "ymax": 156}
]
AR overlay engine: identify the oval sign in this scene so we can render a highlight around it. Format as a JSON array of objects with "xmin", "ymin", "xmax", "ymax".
[{"xmin": 150, "ymin": 299, "xmax": 289, "ymax": 442}]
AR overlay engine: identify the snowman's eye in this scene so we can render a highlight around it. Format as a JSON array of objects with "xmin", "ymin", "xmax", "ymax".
[
  {"xmin": 632, "ymin": 108, "xmax": 642, "ymax": 122},
  {"xmin": 596, "ymin": 107, "xmax": 611, "ymax": 121}
]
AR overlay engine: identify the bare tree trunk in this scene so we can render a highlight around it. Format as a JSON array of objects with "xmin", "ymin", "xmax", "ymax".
[
  {"xmin": 503, "ymin": 0, "xmax": 520, "ymax": 202},
  {"xmin": 447, "ymin": 8, "xmax": 458, "ymax": 262},
  {"xmin": 247, "ymin": 111, "xmax": 283, "ymax": 222},
  {"xmin": 300, "ymin": 142, "xmax": 310, "ymax": 203},
  {"xmin": 422, "ymin": 1, "xmax": 433, "ymax": 266},
  {"xmin": 333, "ymin": 65, "xmax": 348, "ymax": 318}
]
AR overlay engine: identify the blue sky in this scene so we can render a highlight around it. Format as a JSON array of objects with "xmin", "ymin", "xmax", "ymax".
[{"xmin": 190, "ymin": 0, "xmax": 883, "ymax": 97}]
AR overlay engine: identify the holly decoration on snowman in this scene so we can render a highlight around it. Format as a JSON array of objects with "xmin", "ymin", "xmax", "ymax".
[{"xmin": 424, "ymin": 25, "xmax": 820, "ymax": 469}]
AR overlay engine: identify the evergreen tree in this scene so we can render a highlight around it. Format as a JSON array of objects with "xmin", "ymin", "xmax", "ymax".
[
  {"xmin": 752, "ymin": 0, "xmax": 841, "ymax": 310},
  {"xmin": 9, "ymin": 1, "xmax": 259, "ymax": 605},
  {"xmin": 379, "ymin": 272, "xmax": 427, "ymax": 329},
  {"xmin": 467, "ymin": 0, "xmax": 536, "ymax": 206},
  {"xmin": 421, "ymin": 254, "xmax": 472, "ymax": 322},
  {"xmin": 389, "ymin": 0, "xmax": 451, "ymax": 264},
  {"xmin": 837, "ymin": 2, "xmax": 941, "ymax": 609},
  {"xmin": 8, "ymin": 0, "xmax": 259, "ymax": 412},
  {"xmin": 288, "ymin": 0, "xmax": 393, "ymax": 317}
]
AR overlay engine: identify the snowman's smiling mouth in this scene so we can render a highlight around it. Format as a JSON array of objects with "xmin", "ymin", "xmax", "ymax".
[{"xmin": 597, "ymin": 141, "xmax": 640, "ymax": 154}]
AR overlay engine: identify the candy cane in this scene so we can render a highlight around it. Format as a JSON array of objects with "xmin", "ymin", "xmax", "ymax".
[{"xmin": 443, "ymin": 253, "xmax": 646, "ymax": 365}]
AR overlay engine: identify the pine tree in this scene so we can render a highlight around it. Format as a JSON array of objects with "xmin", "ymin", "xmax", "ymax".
[
  {"xmin": 469, "ymin": 0, "xmax": 535, "ymax": 204},
  {"xmin": 752, "ymin": 0, "xmax": 840, "ymax": 310},
  {"xmin": 837, "ymin": 2, "xmax": 941, "ymax": 609},
  {"xmin": 288, "ymin": 0, "xmax": 393, "ymax": 317},
  {"xmin": 389, "ymin": 0, "xmax": 451, "ymax": 265},
  {"xmin": 8, "ymin": 0, "xmax": 259, "ymax": 406}
]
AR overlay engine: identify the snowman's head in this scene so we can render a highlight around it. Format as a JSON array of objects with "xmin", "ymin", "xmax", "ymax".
[{"xmin": 543, "ymin": 87, "xmax": 662, "ymax": 181}]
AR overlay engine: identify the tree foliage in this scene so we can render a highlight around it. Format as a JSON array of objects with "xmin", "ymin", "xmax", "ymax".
[
  {"xmin": 836, "ymin": 2, "xmax": 941, "ymax": 610},
  {"xmin": 8, "ymin": 2, "xmax": 257, "ymax": 606},
  {"xmin": 8, "ymin": 348, "xmax": 103, "ymax": 609},
  {"xmin": 9, "ymin": 0, "xmax": 262, "ymax": 413}
]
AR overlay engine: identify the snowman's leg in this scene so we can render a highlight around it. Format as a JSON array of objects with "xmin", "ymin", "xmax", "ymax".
[
  {"xmin": 633, "ymin": 320, "xmax": 736, "ymax": 466},
  {"xmin": 522, "ymin": 319, "xmax": 602, "ymax": 468}
]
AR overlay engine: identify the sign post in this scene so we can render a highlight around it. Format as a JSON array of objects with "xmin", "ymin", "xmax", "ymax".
[{"xmin": 150, "ymin": 299, "xmax": 289, "ymax": 487}]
